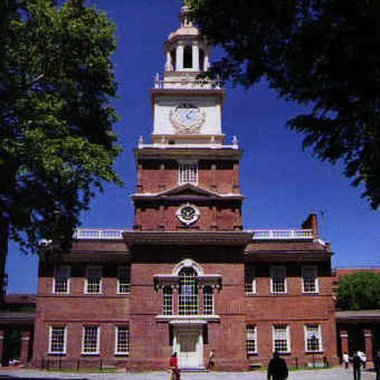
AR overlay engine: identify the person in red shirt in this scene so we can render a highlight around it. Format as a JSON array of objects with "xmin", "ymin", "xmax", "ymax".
[{"xmin": 170, "ymin": 352, "xmax": 181, "ymax": 380}]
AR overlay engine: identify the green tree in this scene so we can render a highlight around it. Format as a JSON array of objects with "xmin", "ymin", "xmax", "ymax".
[
  {"xmin": 0, "ymin": 0, "xmax": 121, "ymax": 300},
  {"xmin": 337, "ymin": 272, "xmax": 380, "ymax": 310},
  {"xmin": 188, "ymin": 0, "xmax": 380, "ymax": 209}
]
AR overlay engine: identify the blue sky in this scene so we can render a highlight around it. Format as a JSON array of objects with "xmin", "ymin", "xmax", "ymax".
[{"xmin": 6, "ymin": 0, "xmax": 380, "ymax": 294}]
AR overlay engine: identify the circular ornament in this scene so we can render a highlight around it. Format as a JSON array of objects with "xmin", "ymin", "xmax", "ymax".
[
  {"xmin": 176, "ymin": 203, "xmax": 200, "ymax": 225},
  {"xmin": 169, "ymin": 103, "xmax": 205, "ymax": 134}
]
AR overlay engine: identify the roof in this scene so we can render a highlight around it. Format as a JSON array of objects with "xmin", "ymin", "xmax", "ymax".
[
  {"xmin": 336, "ymin": 310, "xmax": 380, "ymax": 322},
  {"xmin": 5, "ymin": 294, "xmax": 36, "ymax": 305}
]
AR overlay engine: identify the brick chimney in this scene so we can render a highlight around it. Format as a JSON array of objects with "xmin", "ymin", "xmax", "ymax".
[{"xmin": 302, "ymin": 213, "xmax": 319, "ymax": 239}]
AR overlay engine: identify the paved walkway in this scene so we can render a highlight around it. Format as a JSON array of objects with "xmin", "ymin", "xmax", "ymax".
[{"xmin": 0, "ymin": 367, "xmax": 376, "ymax": 380}]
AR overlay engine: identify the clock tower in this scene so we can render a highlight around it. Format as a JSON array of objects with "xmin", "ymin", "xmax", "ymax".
[{"xmin": 124, "ymin": 5, "xmax": 252, "ymax": 371}]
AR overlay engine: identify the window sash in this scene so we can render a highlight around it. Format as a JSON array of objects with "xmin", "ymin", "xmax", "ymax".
[
  {"xmin": 271, "ymin": 266, "xmax": 287, "ymax": 294},
  {"xmin": 203, "ymin": 287, "xmax": 214, "ymax": 315},
  {"xmin": 115, "ymin": 326, "xmax": 129, "ymax": 355},
  {"xmin": 49, "ymin": 326, "xmax": 66, "ymax": 354},
  {"xmin": 117, "ymin": 266, "xmax": 130, "ymax": 294},
  {"xmin": 179, "ymin": 163, "xmax": 198, "ymax": 185},
  {"xmin": 85, "ymin": 266, "xmax": 102, "ymax": 294},
  {"xmin": 179, "ymin": 268, "xmax": 198, "ymax": 315},
  {"xmin": 163, "ymin": 286, "xmax": 173, "ymax": 315},
  {"xmin": 302, "ymin": 266, "xmax": 319, "ymax": 293},
  {"xmin": 82, "ymin": 326, "xmax": 100, "ymax": 354},
  {"xmin": 54, "ymin": 266, "xmax": 70, "ymax": 294},
  {"xmin": 273, "ymin": 325, "xmax": 290, "ymax": 353},
  {"xmin": 247, "ymin": 326, "xmax": 257, "ymax": 355},
  {"xmin": 305, "ymin": 324, "xmax": 322, "ymax": 352},
  {"xmin": 245, "ymin": 265, "xmax": 256, "ymax": 294}
]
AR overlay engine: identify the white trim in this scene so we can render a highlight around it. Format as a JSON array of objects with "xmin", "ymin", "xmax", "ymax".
[
  {"xmin": 273, "ymin": 324, "xmax": 291, "ymax": 353},
  {"xmin": 84, "ymin": 266, "xmax": 102, "ymax": 294},
  {"xmin": 176, "ymin": 203, "xmax": 200, "ymax": 225},
  {"xmin": 302, "ymin": 265, "xmax": 319, "ymax": 294},
  {"xmin": 178, "ymin": 162, "xmax": 198, "ymax": 186},
  {"xmin": 114, "ymin": 326, "xmax": 129, "ymax": 355},
  {"xmin": 173, "ymin": 259, "xmax": 204, "ymax": 276},
  {"xmin": 81, "ymin": 326, "xmax": 100, "ymax": 355},
  {"xmin": 270, "ymin": 266, "xmax": 287, "ymax": 294},
  {"xmin": 304, "ymin": 324, "xmax": 323, "ymax": 353},
  {"xmin": 53, "ymin": 265, "xmax": 70, "ymax": 294},
  {"xmin": 48, "ymin": 325, "xmax": 67, "ymax": 355}
]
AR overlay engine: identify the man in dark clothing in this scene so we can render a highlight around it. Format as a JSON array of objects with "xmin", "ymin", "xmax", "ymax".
[
  {"xmin": 267, "ymin": 352, "xmax": 289, "ymax": 380},
  {"xmin": 352, "ymin": 351, "xmax": 362, "ymax": 380},
  {"xmin": 375, "ymin": 350, "xmax": 380, "ymax": 380}
]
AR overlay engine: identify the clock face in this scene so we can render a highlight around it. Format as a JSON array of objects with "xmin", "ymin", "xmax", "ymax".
[
  {"xmin": 169, "ymin": 103, "xmax": 205, "ymax": 134},
  {"xmin": 176, "ymin": 203, "xmax": 200, "ymax": 225}
]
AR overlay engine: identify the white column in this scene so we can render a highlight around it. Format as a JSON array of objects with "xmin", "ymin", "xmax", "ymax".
[
  {"xmin": 204, "ymin": 51, "xmax": 210, "ymax": 71},
  {"xmin": 192, "ymin": 44, "xmax": 199, "ymax": 71},
  {"xmin": 165, "ymin": 50, "xmax": 172, "ymax": 71},
  {"xmin": 176, "ymin": 44, "xmax": 184, "ymax": 71}
]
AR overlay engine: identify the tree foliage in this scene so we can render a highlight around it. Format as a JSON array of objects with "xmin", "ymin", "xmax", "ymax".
[
  {"xmin": 0, "ymin": 0, "xmax": 120, "ymax": 262},
  {"xmin": 188, "ymin": 0, "xmax": 380, "ymax": 209},
  {"xmin": 337, "ymin": 271, "xmax": 380, "ymax": 310}
]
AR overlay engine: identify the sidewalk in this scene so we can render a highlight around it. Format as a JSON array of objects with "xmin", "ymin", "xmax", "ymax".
[{"xmin": 0, "ymin": 367, "xmax": 376, "ymax": 380}]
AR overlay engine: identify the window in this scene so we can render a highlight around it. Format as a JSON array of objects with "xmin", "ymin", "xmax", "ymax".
[
  {"xmin": 85, "ymin": 266, "xmax": 102, "ymax": 294},
  {"xmin": 179, "ymin": 162, "xmax": 198, "ymax": 185},
  {"xmin": 82, "ymin": 326, "xmax": 99, "ymax": 354},
  {"xmin": 203, "ymin": 286, "xmax": 214, "ymax": 315},
  {"xmin": 49, "ymin": 326, "xmax": 66, "ymax": 354},
  {"xmin": 271, "ymin": 266, "xmax": 287, "ymax": 294},
  {"xmin": 115, "ymin": 326, "xmax": 129, "ymax": 355},
  {"xmin": 245, "ymin": 265, "xmax": 256, "ymax": 294},
  {"xmin": 179, "ymin": 267, "xmax": 198, "ymax": 315},
  {"xmin": 53, "ymin": 266, "xmax": 70, "ymax": 294},
  {"xmin": 117, "ymin": 266, "xmax": 130, "ymax": 294},
  {"xmin": 302, "ymin": 266, "xmax": 319, "ymax": 293},
  {"xmin": 273, "ymin": 325, "xmax": 290, "ymax": 353},
  {"xmin": 163, "ymin": 286, "xmax": 173, "ymax": 315},
  {"xmin": 305, "ymin": 324, "xmax": 322, "ymax": 352},
  {"xmin": 246, "ymin": 325, "xmax": 257, "ymax": 355}
]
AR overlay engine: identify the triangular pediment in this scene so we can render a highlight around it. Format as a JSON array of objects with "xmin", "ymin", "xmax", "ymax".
[{"xmin": 157, "ymin": 183, "xmax": 220, "ymax": 198}]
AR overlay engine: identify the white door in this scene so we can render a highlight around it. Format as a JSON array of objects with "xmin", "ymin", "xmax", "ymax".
[{"xmin": 177, "ymin": 330, "xmax": 203, "ymax": 369}]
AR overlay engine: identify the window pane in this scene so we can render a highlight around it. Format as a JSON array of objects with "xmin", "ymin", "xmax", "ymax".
[
  {"xmin": 54, "ymin": 266, "xmax": 70, "ymax": 294},
  {"xmin": 118, "ymin": 266, "xmax": 130, "ymax": 294},
  {"xmin": 179, "ymin": 267, "xmax": 198, "ymax": 315},
  {"xmin": 83, "ymin": 326, "xmax": 99, "ymax": 354},
  {"xmin": 203, "ymin": 286, "xmax": 214, "ymax": 315},
  {"xmin": 271, "ymin": 267, "xmax": 286, "ymax": 293},
  {"xmin": 86, "ymin": 267, "xmax": 101, "ymax": 294},
  {"xmin": 163, "ymin": 286, "xmax": 173, "ymax": 315},
  {"xmin": 179, "ymin": 163, "xmax": 198, "ymax": 185},
  {"xmin": 245, "ymin": 265, "xmax": 256, "ymax": 294},
  {"xmin": 306, "ymin": 324, "xmax": 321, "ymax": 352},
  {"xmin": 303, "ymin": 266, "xmax": 318, "ymax": 293},
  {"xmin": 247, "ymin": 325, "xmax": 257, "ymax": 354},
  {"xmin": 50, "ymin": 326, "xmax": 65, "ymax": 353},
  {"xmin": 116, "ymin": 326, "xmax": 129, "ymax": 354},
  {"xmin": 274, "ymin": 325, "xmax": 289, "ymax": 352}
]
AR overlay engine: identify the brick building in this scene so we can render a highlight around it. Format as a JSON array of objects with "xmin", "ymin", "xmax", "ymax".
[{"xmin": 32, "ymin": 6, "xmax": 338, "ymax": 371}]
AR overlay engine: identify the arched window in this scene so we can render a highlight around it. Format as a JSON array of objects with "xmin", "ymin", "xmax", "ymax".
[
  {"xmin": 183, "ymin": 45, "xmax": 192, "ymax": 69},
  {"xmin": 203, "ymin": 286, "xmax": 214, "ymax": 315},
  {"xmin": 163, "ymin": 286, "xmax": 173, "ymax": 315},
  {"xmin": 179, "ymin": 267, "xmax": 198, "ymax": 315},
  {"xmin": 199, "ymin": 49, "xmax": 205, "ymax": 71}
]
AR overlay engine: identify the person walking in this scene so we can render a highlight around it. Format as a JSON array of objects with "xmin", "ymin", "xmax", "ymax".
[
  {"xmin": 352, "ymin": 351, "xmax": 362, "ymax": 380},
  {"xmin": 343, "ymin": 352, "xmax": 349, "ymax": 369},
  {"xmin": 375, "ymin": 350, "xmax": 380, "ymax": 380},
  {"xmin": 169, "ymin": 352, "xmax": 181, "ymax": 380},
  {"xmin": 207, "ymin": 349, "xmax": 216, "ymax": 370},
  {"xmin": 267, "ymin": 352, "xmax": 288, "ymax": 380}
]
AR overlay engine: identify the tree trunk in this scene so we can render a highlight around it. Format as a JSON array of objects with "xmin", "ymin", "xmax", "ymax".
[{"xmin": 0, "ymin": 217, "xmax": 9, "ymax": 309}]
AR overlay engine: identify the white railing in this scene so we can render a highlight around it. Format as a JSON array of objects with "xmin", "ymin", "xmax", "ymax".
[
  {"xmin": 250, "ymin": 229, "xmax": 314, "ymax": 240},
  {"xmin": 73, "ymin": 228, "xmax": 314, "ymax": 241},
  {"xmin": 154, "ymin": 78, "xmax": 221, "ymax": 90},
  {"xmin": 73, "ymin": 228, "xmax": 127, "ymax": 240}
]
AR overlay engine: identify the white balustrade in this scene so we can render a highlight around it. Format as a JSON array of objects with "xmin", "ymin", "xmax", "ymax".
[
  {"xmin": 73, "ymin": 228, "xmax": 127, "ymax": 240},
  {"xmin": 250, "ymin": 229, "xmax": 314, "ymax": 240}
]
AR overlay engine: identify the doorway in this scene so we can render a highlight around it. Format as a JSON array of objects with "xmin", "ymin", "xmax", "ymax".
[{"xmin": 173, "ymin": 327, "xmax": 203, "ymax": 369}]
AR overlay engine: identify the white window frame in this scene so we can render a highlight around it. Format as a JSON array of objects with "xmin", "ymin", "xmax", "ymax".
[
  {"xmin": 163, "ymin": 286, "xmax": 173, "ymax": 315},
  {"xmin": 85, "ymin": 266, "xmax": 102, "ymax": 294},
  {"xmin": 48, "ymin": 326, "xmax": 67, "ymax": 354},
  {"xmin": 114, "ymin": 326, "xmax": 129, "ymax": 355},
  {"xmin": 117, "ymin": 266, "xmax": 130, "ymax": 294},
  {"xmin": 245, "ymin": 265, "xmax": 256, "ymax": 294},
  {"xmin": 270, "ymin": 266, "xmax": 287, "ymax": 294},
  {"xmin": 53, "ymin": 266, "xmax": 70, "ymax": 294},
  {"xmin": 302, "ymin": 265, "xmax": 319, "ymax": 294},
  {"xmin": 178, "ymin": 161, "xmax": 198, "ymax": 185},
  {"xmin": 304, "ymin": 324, "xmax": 323, "ymax": 352},
  {"xmin": 247, "ymin": 325, "xmax": 257, "ymax": 355},
  {"xmin": 273, "ymin": 324, "xmax": 291, "ymax": 353},
  {"xmin": 82, "ymin": 326, "xmax": 100, "ymax": 355}
]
